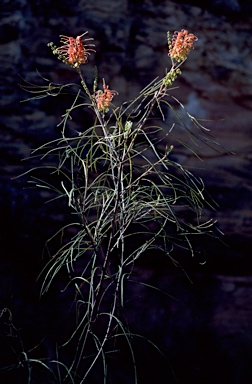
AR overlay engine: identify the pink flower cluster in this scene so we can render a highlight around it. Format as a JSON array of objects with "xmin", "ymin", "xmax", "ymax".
[
  {"xmin": 169, "ymin": 29, "xmax": 198, "ymax": 62},
  {"xmin": 58, "ymin": 32, "xmax": 95, "ymax": 67},
  {"xmin": 95, "ymin": 79, "xmax": 118, "ymax": 112}
]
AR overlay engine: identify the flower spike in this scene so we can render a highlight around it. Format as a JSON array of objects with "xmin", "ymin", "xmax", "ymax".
[
  {"xmin": 56, "ymin": 31, "xmax": 96, "ymax": 68},
  {"xmin": 95, "ymin": 79, "xmax": 118, "ymax": 113},
  {"xmin": 168, "ymin": 29, "xmax": 198, "ymax": 63}
]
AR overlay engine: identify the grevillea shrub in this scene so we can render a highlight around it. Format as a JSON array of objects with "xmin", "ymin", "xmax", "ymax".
[{"xmin": 6, "ymin": 29, "xmax": 222, "ymax": 383}]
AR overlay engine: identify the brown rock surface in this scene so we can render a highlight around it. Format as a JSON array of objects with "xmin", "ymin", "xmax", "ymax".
[
  {"xmin": 1, "ymin": 1, "xmax": 252, "ymax": 382},
  {"xmin": 1, "ymin": 1, "xmax": 251, "ymax": 245}
]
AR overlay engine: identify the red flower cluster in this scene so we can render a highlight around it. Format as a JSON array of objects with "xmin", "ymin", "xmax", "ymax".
[
  {"xmin": 169, "ymin": 29, "xmax": 198, "ymax": 62},
  {"xmin": 58, "ymin": 32, "xmax": 95, "ymax": 67},
  {"xmin": 95, "ymin": 79, "xmax": 118, "ymax": 113}
]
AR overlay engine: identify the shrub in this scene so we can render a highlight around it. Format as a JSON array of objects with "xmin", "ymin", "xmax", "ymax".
[{"xmin": 6, "ymin": 29, "xmax": 221, "ymax": 383}]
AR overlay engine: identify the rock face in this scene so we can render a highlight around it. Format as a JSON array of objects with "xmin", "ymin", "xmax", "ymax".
[
  {"xmin": 1, "ymin": 0, "xmax": 251, "ymax": 248},
  {"xmin": 1, "ymin": 1, "xmax": 252, "ymax": 383}
]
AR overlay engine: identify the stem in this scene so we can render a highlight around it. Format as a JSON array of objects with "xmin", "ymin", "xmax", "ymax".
[{"xmin": 79, "ymin": 266, "xmax": 123, "ymax": 384}]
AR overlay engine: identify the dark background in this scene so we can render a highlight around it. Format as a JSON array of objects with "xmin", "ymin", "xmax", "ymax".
[{"xmin": 1, "ymin": 1, "xmax": 252, "ymax": 383}]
